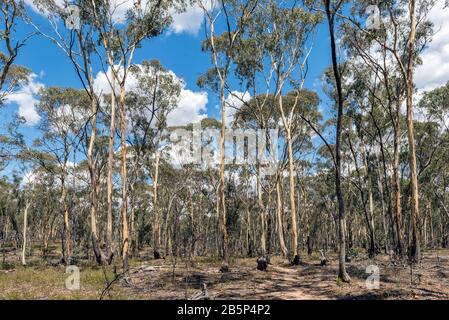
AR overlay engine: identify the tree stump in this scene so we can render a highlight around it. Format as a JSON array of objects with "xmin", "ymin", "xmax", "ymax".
[
  {"xmin": 292, "ymin": 254, "xmax": 301, "ymax": 266},
  {"xmin": 257, "ymin": 257, "xmax": 268, "ymax": 271}
]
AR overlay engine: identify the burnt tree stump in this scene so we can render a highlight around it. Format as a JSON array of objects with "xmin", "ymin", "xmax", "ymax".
[
  {"xmin": 292, "ymin": 254, "xmax": 301, "ymax": 266},
  {"xmin": 257, "ymin": 257, "xmax": 268, "ymax": 271}
]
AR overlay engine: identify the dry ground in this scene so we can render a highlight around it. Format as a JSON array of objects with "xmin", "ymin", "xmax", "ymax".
[{"xmin": 1, "ymin": 246, "xmax": 449, "ymax": 300}]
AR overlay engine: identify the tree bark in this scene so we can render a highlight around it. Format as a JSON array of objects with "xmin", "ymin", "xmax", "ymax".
[
  {"xmin": 405, "ymin": 0, "xmax": 421, "ymax": 263},
  {"xmin": 276, "ymin": 177, "xmax": 288, "ymax": 258},
  {"xmin": 393, "ymin": 101, "xmax": 404, "ymax": 257},
  {"xmin": 257, "ymin": 166, "xmax": 266, "ymax": 256},
  {"xmin": 119, "ymin": 85, "xmax": 130, "ymax": 271},
  {"xmin": 21, "ymin": 201, "xmax": 30, "ymax": 266},
  {"xmin": 106, "ymin": 75, "xmax": 116, "ymax": 262},
  {"xmin": 88, "ymin": 98, "xmax": 106, "ymax": 265},
  {"xmin": 153, "ymin": 151, "xmax": 161, "ymax": 259},
  {"xmin": 60, "ymin": 174, "xmax": 71, "ymax": 265},
  {"xmin": 218, "ymin": 83, "xmax": 229, "ymax": 265},
  {"xmin": 324, "ymin": 0, "xmax": 350, "ymax": 282}
]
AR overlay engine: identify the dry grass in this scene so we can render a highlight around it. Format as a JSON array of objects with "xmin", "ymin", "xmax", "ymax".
[{"xmin": 2, "ymin": 247, "xmax": 449, "ymax": 300}]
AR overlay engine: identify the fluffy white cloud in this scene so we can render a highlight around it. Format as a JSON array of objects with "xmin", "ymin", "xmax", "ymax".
[
  {"xmin": 6, "ymin": 73, "xmax": 43, "ymax": 126},
  {"xmin": 415, "ymin": 0, "xmax": 449, "ymax": 92},
  {"xmin": 170, "ymin": 4, "xmax": 206, "ymax": 36},
  {"xmin": 168, "ymin": 89, "xmax": 208, "ymax": 126}
]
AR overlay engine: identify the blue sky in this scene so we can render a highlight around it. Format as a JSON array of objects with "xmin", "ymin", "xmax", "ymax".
[
  {"xmin": 4, "ymin": 1, "xmax": 448, "ymax": 178},
  {"xmin": 3, "ymin": 3, "xmax": 334, "ymax": 132}
]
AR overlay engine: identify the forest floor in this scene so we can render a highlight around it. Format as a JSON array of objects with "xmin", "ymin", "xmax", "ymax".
[{"xmin": 1, "ymin": 246, "xmax": 449, "ymax": 300}]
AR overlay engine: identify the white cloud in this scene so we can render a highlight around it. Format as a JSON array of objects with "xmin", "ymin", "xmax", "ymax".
[
  {"xmin": 93, "ymin": 65, "xmax": 139, "ymax": 96},
  {"xmin": 170, "ymin": 4, "xmax": 205, "ymax": 36},
  {"xmin": 6, "ymin": 73, "xmax": 43, "ymax": 126},
  {"xmin": 415, "ymin": 0, "xmax": 449, "ymax": 92},
  {"xmin": 168, "ymin": 89, "xmax": 208, "ymax": 126}
]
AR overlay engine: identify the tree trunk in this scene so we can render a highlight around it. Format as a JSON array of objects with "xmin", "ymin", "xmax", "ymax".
[
  {"xmin": 324, "ymin": 0, "xmax": 350, "ymax": 282},
  {"xmin": 21, "ymin": 201, "xmax": 30, "ymax": 266},
  {"xmin": 153, "ymin": 151, "xmax": 161, "ymax": 259},
  {"xmin": 257, "ymin": 166, "xmax": 266, "ymax": 256},
  {"xmin": 119, "ymin": 85, "xmax": 130, "ymax": 271},
  {"xmin": 406, "ymin": 0, "xmax": 421, "ymax": 264},
  {"xmin": 218, "ymin": 83, "xmax": 229, "ymax": 266},
  {"xmin": 287, "ymin": 128, "xmax": 299, "ymax": 264},
  {"xmin": 88, "ymin": 98, "xmax": 106, "ymax": 265},
  {"xmin": 393, "ymin": 102, "xmax": 404, "ymax": 257},
  {"xmin": 363, "ymin": 145, "xmax": 376, "ymax": 258},
  {"xmin": 129, "ymin": 184, "xmax": 137, "ymax": 258},
  {"xmin": 367, "ymin": 171, "xmax": 376, "ymax": 257},
  {"xmin": 377, "ymin": 164, "xmax": 389, "ymax": 253},
  {"xmin": 106, "ymin": 75, "xmax": 116, "ymax": 262},
  {"xmin": 61, "ymin": 174, "xmax": 71, "ymax": 265},
  {"xmin": 276, "ymin": 177, "xmax": 288, "ymax": 258},
  {"xmin": 278, "ymin": 92, "xmax": 299, "ymax": 264}
]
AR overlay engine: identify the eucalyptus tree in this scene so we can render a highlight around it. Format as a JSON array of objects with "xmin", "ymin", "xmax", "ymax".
[
  {"xmin": 198, "ymin": 0, "xmax": 259, "ymax": 267},
  {"xmin": 252, "ymin": 0, "xmax": 320, "ymax": 264},
  {"xmin": 33, "ymin": 87, "xmax": 88, "ymax": 263},
  {"xmin": 0, "ymin": 0, "xmax": 31, "ymax": 105},
  {"xmin": 234, "ymin": 94, "xmax": 281, "ymax": 258},
  {"xmin": 342, "ymin": 15, "xmax": 405, "ymax": 257},
  {"xmin": 223, "ymin": 5, "xmax": 275, "ymax": 260},
  {"xmin": 89, "ymin": 0, "xmax": 187, "ymax": 271},
  {"xmin": 301, "ymin": 0, "xmax": 351, "ymax": 282},
  {"xmin": 418, "ymin": 82, "xmax": 449, "ymax": 247},
  {"xmin": 29, "ymin": 168, "xmax": 59, "ymax": 259},
  {"xmin": 126, "ymin": 59, "xmax": 182, "ymax": 259},
  {"xmin": 28, "ymin": 0, "xmax": 114, "ymax": 264},
  {"xmin": 323, "ymin": 0, "xmax": 352, "ymax": 282},
  {"xmin": 403, "ymin": 0, "xmax": 422, "ymax": 262},
  {"xmin": 343, "ymin": 0, "xmax": 438, "ymax": 262},
  {"xmin": 419, "ymin": 81, "xmax": 449, "ymax": 132},
  {"xmin": 0, "ymin": 177, "xmax": 15, "ymax": 263},
  {"xmin": 235, "ymin": 90, "xmax": 321, "ymax": 260},
  {"xmin": 20, "ymin": 168, "xmax": 37, "ymax": 266},
  {"xmin": 345, "ymin": 108, "xmax": 377, "ymax": 258},
  {"xmin": 0, "ymin": 174, "xmax": 23, "ymax": 251}
]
